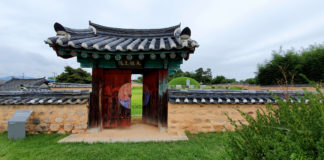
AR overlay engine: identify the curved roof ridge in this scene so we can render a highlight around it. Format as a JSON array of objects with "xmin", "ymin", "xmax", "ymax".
[
  {"xmin": 89, "ymin": 21, "xmax": 181, "ymax": 35},
  {"xmin": 54, "ymin": 22, "xmax": 93, "ymax": 35}
]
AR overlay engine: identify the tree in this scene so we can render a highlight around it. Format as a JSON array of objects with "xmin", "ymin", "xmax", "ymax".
[
  {"xmin": 243, "ymin": 78, "xmax": 257, "ymax": 84},
  {"xmin": 133, "ymin": 76, "xmax": 143, "ymax": 83},
  {"xmin": 211, "ymin": 75, "xmax": 237, "ymax": 84},
  {"xmin": 211, "ymin": 75, "xmax": 226, "ymax": 84},
  {"xmin": 256, "ymin": 44, "xmax": 324, "ymax": 85},
  {"xmin": 55, "ymin": 66, "xmax": 92, "ymax": 84},
  {"xmin": 194, "ymin": 68, "xmax": 204, "ymax": 83},
  {"xmin": 202, "ymin": 68, "xmax": 213, "ymax": 84},
  {"xmin": 300, "ymin": 45, "xmax": 324, "ymax": 82}
]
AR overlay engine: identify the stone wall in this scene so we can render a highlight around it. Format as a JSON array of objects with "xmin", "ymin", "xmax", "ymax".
[
  {"xmin": 168, "ymin": 103, "xmax": 268, "ymax": 134},
  {"xmin": 0, "ymin": 104, "xmax": 88, "ymax": 134}
]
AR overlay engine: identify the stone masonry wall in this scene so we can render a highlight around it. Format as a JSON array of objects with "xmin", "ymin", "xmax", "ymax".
[
  {"xmin": 0, "ymin": 104, "xmax": 88, "ymax": 134},
  {"xmin": 168, "ymin": 103, "xmax": 269, "ymax": 134}
]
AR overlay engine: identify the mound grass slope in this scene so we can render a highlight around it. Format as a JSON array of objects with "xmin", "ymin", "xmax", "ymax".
[{"xmin": 168, "ymin": 77, "xmax": 200, "ymax": 86}]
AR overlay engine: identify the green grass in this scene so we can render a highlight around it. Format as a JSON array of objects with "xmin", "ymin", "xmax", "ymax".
[
  {"xmin": 168, "ymin": 77, "xmax": 200, "ymax": 86},
  {"xmin": 228, "ymin": 86, "xmax": 242, "ymax": 90},
  {"xmin": 0, "ymin": 132, "xmax": 229, "ymax": 160},
  {"xmin": 131, "ymin": 86, "xmax": 142, "ymax": 115}
]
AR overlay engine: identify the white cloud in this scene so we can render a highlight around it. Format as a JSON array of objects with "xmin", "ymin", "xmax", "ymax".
[{"xmin": 0, "ymin": 0, "xmax": 324, "ymax": 80}]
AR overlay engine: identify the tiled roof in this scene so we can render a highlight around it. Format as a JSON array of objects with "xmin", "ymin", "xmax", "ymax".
[
  {"xmin": 49, "ymin": 82, "xmax": 91, "ymax": 88},
  {"xmin": 168, "ymin": 90, "xmax": 305, "ymax": 104},
  {"xmin": 0, "ymin": 90, "xmax": 89, "ymax": 105},
  {"xmin": 0, "ymin": 78, "xmax": 49, "ymax": 91},
  {"xmin": 45, "ymin": 21, "xmax": 198, "ymax": 52},
  {"xmin": 0, "ymin": 80, "xmax": 6, "ymax": 85}
]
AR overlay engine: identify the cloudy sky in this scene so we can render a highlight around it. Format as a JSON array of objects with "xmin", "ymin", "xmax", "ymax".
[{"xmin": 0, "ymin": 0, "xmax": 323, "ymax": 80}]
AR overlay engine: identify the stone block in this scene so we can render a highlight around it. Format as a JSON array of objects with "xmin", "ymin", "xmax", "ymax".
[
  {"xmin": 64, "ymin": 124, "xmax": 73, "ymax": 132},
  {"xmin": 58, "ymin": 130, "xmax": 66, "ymax": 134},
  {"xmin": 169, "ymin": 110, "xmax": 176, "ymax": 114},
  {"xmin": 78, "ymin": 130, "xmax": 85, "ymax": 133},
  {"xmin": 76, "ymin": 111, "xmax": 87, "ymax": 116},
  {"xmin": 36, "ymin": 124, "xmax": 49, "ymax": 132},
  {"xmin": 193, "ymin": 118, "xmax": 202, "ymax": 123},
  {"xmin": 72, "ymin": 129, "xmax": 79, "ymax": 134},
  {"xmin": 79, "ymin": 117, "xmax": 87, "ymax": 122},
  {"xmin": 202, "ymin": 125, "xmax": 211, "ymax": 129},
  {"xmin": 198, "ymin": 111, "xmax": 206, "ymax": 115},
  {"xmin": 55, "ymin": 118, "xmax": 64, "ymax": 123},
  {"xmin": 50, "ymin": 124, "xmax": 60, "ymax": 131},
  {"xmin": 74, "ymin": 124, "xmax": 87, "ymax": 130},
  {"xmin": 181, "ymin": 126, "xmax": 189, "ymax": 129},
  {"xmin": 65, "ymin": 117, "xmax": 76, "ymax": 123},
  {"xmin": 0, "ymin": 126, "xmax": 5, "ymax": 132},
  {"xmin": 2, "ymin": 113, "xmax": 8, "ymax": 117},
  {"xmin": 38, "ymin": 111, "xmax": 45, "ymax": 115},
  {"xmin": 43, "ymin": 118, "xmax": 51, "ymax": 123},
  {"xmin": 213, "ymin": 125, "xmax": 223, "ymax": 131},
  {"xmin": 66, "ymin": 110, "xmax": 76, "ymax": 116}
]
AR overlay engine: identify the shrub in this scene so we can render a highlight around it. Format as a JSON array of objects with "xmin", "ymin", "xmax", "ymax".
[{"xmin": 225, "ymin": 85, "xmax": 324, "ymax": 159}]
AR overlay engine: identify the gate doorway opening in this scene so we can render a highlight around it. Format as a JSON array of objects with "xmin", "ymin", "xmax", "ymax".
[
  {"xmin": 131, "ymin": 74, "xmax": 143, "ymax": 123},
  {"xmin": 89, "ymin": 69, "xmax": 169, "ymax": 130}
]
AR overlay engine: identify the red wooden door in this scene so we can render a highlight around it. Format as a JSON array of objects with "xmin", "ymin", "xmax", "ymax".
[
  {"xmin": 102, "ymin": 69, "xmax": 131, "ymax": 128},
  {"xmin": 143, "ymin": 69, "xmax": 168, "ymax": 128},
  {"xmin": 89, "ymin": 69, "xmax": 131, "ymax": 128}
]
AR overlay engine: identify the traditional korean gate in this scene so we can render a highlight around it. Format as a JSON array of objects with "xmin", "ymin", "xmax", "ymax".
[{"xmin": 46, "ymin": 21, "xmax": 198, "ymax": 130}]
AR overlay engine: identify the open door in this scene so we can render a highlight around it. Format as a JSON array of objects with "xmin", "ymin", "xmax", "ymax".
[
  {"xmin": 89, "ymin": 69, "xmax": 131, "ymax": 128},
  {"xmin": 142, "ymin": 69, "xmax": 168, "ymax": 128}
]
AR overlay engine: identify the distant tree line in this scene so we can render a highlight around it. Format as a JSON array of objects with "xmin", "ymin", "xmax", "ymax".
[
  {"xmin": 168, "ymin": 68, "xmax": 238, "ymax": 85},
  {"xmin": 256, "ymin": 44, "xmax": 324, "ymax": 85}
]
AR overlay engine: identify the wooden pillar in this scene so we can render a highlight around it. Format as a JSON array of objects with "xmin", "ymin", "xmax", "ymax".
[
  {"xmin": 158, "ymin": 69, "xmax": 168, "ymax": 128},
  {"xmin": 89, "ymin": 68, "xmax": 103, "ymax": 128},
  {"xmin": 142, "ymin": 69, "xmax": 168, "ymax": 128},
  {"xmin": 89, "ymin": 68, "xmax": 131, "ymax": 129}
]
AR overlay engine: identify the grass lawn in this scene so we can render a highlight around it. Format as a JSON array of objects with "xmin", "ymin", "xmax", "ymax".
[
  {"xmin": 0, "ymin": 132, "xmax": 229, "ymax": 160},
  {"xmin": 131, "ymin": 86, "xmax": 142, "ymax": 115}
]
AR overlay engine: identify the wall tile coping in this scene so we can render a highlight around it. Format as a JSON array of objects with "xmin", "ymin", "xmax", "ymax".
[
  {"xmin": 0, "ymin": 90, "xmax": 89, "ymax": 105},
  {"xmin": 48, "ymin": 82, "xmax": 92, "ymax": 88},
  {"xmin": 168, "ymin": 89, "xmax": 308, "ymax": 104}
]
